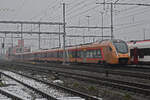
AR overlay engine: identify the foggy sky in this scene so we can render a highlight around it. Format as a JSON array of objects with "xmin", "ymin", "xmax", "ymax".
[{"xmin": 0, "ymin": 0, "xmax": 150, "ymax": 51}]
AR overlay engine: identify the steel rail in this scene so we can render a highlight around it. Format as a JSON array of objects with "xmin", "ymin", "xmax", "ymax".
[
  {"xmin": 0, "ymin": 88, "xmax": 23, "ymax": 100},
  {"xmin": 8, "ymin": 70, "xmax": 99, "ymax": 100},
  {"xmin": 1, "ymin": 62, "xmax": 150, "ymax": 95},
  {"xmin": 14, "ymin": 63, "xmax": 150, "ymax": 96},
  {"xmin": 25, "ymin": 62, "xmax": 150, "ymax": 79},
  {"xmin": 0, "ymin": 72, "xmax": 58, "ymax": 100}
]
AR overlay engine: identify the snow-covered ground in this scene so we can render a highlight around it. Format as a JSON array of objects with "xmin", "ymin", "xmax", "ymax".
[
  {"xmin": 0, "ymin": 92, "xmax": 11, "ymax": 100},
  {"xmin": 1, "ymin": 70, "xmax": 85, "ymax": 100},
  {"xmin": 1, "ymin": 75, "xmax": 46, "ymax": 100}
]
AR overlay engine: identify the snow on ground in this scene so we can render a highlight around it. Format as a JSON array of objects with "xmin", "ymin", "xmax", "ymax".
[
  {"xmin": 0, "ymin": 93, "xmax": 11, "ymax": 100},
  {"xmin": 2, "ymin": 71, "xmax": 74, "ymax": 99},
  {"xmin": 1, "ymin": 75, "xmax": 45, "ymax": 100}
]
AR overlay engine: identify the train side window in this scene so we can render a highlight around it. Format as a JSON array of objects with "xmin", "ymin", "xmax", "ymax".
[
  {"xmin": 74, "ymin": 51, "xmax": 77, "ymax": 58},
  {"xmin": 60, "ymin": 52, "xmax": 62, "ymax": 58},
  {"xmin": 56, "ymin": 52, "xmax": 57, "ymax": 58},
  {"xmin": 59, "ymin": 52, "xmax": 61, "ymax": 58},
  {"xmin": 139, "ymin": 49, "xmax": 144, "ymax": 58},
  {"xmin": 71, "ymin": 51, "xmax": 74, "ymax": 58},
  {"xmin": 86, "ymin": 50, "xmax": 90, "ymax": 58},
  {"xmin": 48, "ymin": 52, "xmax": 50, "ymax": 57},
  {"xmin": 57, "ymin": 52, "xmax": 59, "ymax": 58},
  {"xmin": 55, "ymin": 52, "xmax": 57, "ymax": 58},
  {"xmin": 90, "ymin": 50, "xmax": 93, "ymax": 58},
  {"xmin": 87, "ymin": 50, "xmax": 90, "ymax": 58},
  {"xmin": 97, "ymin": 50, "xmax": 102, "ymax": 58},
  {"xmin": 47, "ymin": 52, "xmax": 49, "ymax": 57},
  {"xmin": 53, "ymin": 52, "xmax": 55, "ymax": 57},
  {"xmin": 139, "ymin": 53, "xmax": 144, "ymax": 58},
  {"xmin": 89, "ymin": 50, "xmax": 93, "ymax": 58},
  {"xmin": 77, "ymin": 51, "xmax": 79, "ymax": 58},
  {"xmin": 39, "ymin": 53, "xmax": 41, "ymax": 58},
  {"xmin": 50, "ymin": 52, "xmax": 52, "ymax": 57},
  {"xmin": 92, "ymin": 50, "xmax": 95, "ymax": 58},
  {"xmin": 80, "ymin": 51, "xmax": 83, "ymax": 58},
  {"xmin": 79, "ymin": 51, "xmax": 81, "ymax": 58},
  {"xmin": 83, "ymin": 51, "xmax": 86, "ymax": 58},
  {"xmin": 60, "ymin": 52, "xmax": 63, "ymax": 58},
  {"xmin": 93, "ymin": 50, "xmax": 97, "ymax": 58},
  {"xmin": 61, "ymin": 52, "xmax": 63, "ymax": 58},
  {"xmin": 88, "ymin": 50, "xmax": 91, "ymax": 58},
  {"xmin": 143, "ymin": 48, "xmax": 150, "ymax": 56}
]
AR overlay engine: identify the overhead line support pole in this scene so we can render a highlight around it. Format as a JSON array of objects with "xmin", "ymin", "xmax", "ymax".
[
  {"xmin": 11, "ymin": 32, "xmax": 13, "ymax": 48},
  {"xmin": 96, "ymin": 2, "xmax": 150, "ymax": 39},
  {"xmin": 21, "ymin": 23, "xmax": 23, "ymax": 53},
  {"xmin": 3, "ymin": 36, "xmax": 5, "ymax": 55},
  {"xmin": 101, "ymin": 12, "xmax": 104, "ymax": 40},
  {"xmin": 59, "ymin": 24, "xmax": 61, "ymax": 48},
  {"xmin": 63, "ymin": 3, "xmax": 66, "ymax": 64},
  {"xmin": 39, "ymin": 24, "xmax": 41, "ymax": 49},
  {"xmin": 21, "ymin": 23, "xmax": 23, "ymax": 60},
  {"xmin": 111, "ymin": 2, "xmax": 113, "ymax": 39}
]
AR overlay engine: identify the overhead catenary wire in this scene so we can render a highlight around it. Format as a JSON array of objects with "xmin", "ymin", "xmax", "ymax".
[
  {"xmin": 66, "ymin": 0, "xmax": 95, "ymax": 16},
  {"xmin": 116, "ymin": 6, "xmax": 150, "ymax": 19},
  {"xmin": 66, "ymin": 0, "xmax": 86, "ymax": 13},
  {"xmin": 29, "ymin": 0, "xmax": 60, "ymax": 21},
  {"xmin": 2, "ymin": 0, "xmax": 150, "ymax": 49},
  {"xmin": 11, "ymin": 0, "xmax": 26, "ymax": 20},
  {"xmin": 114, "ymin": 18, "xmax": 150, "ymax": 31},
  {"xmin": 67, "ymin": 5, "xmax": 99, "ymax": 20}
]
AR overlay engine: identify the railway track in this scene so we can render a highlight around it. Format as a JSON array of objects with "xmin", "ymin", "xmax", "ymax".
[
  {"xmin": 1, "ymin": 71, "xmax": 60, "ymax": 100},
  {"xmin": 0, "ymin": 70, "xmax": 100, "ymax": 100},
  {"xmin": 22, "ymin": 61, "xmax": 150, "ymax": 72},
  {"xmin": 1, "ymin": 62, "xmax": 150, "ymax": 96},
  {"xmin": 0, "ymin": 87, "xmax": 24, "ymax": 100},
  {"xmin": 9, "ymin": 61, "xmax": 150, "ymax": 79},
  {"xmin": 26, "ymin": 66, "xmax": 150, "ymax": 95}
]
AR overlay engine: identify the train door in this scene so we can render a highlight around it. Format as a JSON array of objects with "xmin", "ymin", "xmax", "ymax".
[
  {"xmin": 83, "ymin": 49, "xmax": 87, "ymax": 63},
  {"xmin": 133, "ymin": 48, "xmax": 138, "ymax": 64},
  {"xmin": 106, "ymin": 47, "xmax": 111, "ymax": 63},
  {"xmin": 66, "ymin": 49, "xmax": 69, "ymax": 62},
  {"xmin": 75, "ymin": 49, "xmax": 78, "ymax": 63},
  {"xmin": 104, "ymin": 46, "xmax": 112, "ymax": 64}
]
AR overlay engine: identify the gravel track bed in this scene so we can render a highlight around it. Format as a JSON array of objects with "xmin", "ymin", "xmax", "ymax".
[
  {"xmin": 1, "ymin": 61, "xmax": 150, "ymax": 100},
  {"xmin": 36, "ymin": 66, "xmax": 150, "ymax": 86},
  {"xmin": 0, "ymin": 93, "xmax": 11, "ymax": 100},
  {"xmin": 21, "ymin": 61, "xmax": 150, "ymax": 73},
  {"xmin": 0, "ymin": 73, "xmax": 45, "ymax": 99},
  {"xmin": 11, "ymin": 67, "xmax": 150, "ymax": 100},
  {"xmin": 2, "ymin": 71, "xmax": 72, "ymax": 99},
  {"xmin": 11, "ymin": 61, "xmax": 150, "ymax": 80}
]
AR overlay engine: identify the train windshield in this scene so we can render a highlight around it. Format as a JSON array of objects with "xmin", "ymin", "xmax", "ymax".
[{"xmin": 113, "ymin": 41, "xmax": 128, "ymax": 53}]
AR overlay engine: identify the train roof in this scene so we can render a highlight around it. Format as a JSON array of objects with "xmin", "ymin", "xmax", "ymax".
[
  {"xmin": 15, "ymin": 39, "xmax": 126, "ymax": 55},
  {"xmin": 128, "ymin": 40, "xmax": 150, "ymax": 49}
]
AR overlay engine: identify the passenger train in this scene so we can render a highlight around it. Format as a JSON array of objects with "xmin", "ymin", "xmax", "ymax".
[
  {"xmin": 11, "ymin": 39, "xmax": 130, "ymax": 65},
  {"xmin": 128, "ymin": 40, "xmax": 150, "ymax": 64}
]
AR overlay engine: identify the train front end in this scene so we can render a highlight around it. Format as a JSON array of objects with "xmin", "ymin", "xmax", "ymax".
[{"xmin": 112, "ymin": 40, "xmax": 130, "ymax": 64}]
